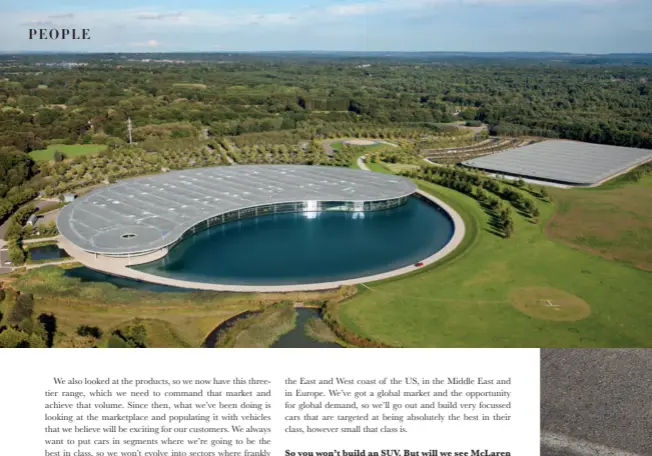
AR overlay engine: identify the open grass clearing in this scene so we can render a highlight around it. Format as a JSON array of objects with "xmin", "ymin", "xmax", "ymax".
[
  {"xmin": 344, "ymin": 139, "xmax": 378, "ymax": 146},
  {"xmin": 29, "ymin": 144, "xmax": 107, "ymax": 162},
  {"xmin": 385, "ymin": 163, "xmax": 420, "ymax": 173},
  {"xmin": 305, "ymin": 317, "xmax": 341, "ymax": 344},
  {"xmin": 547, "ymin": 174, "xmax": 652, "ymax": 271},
  {"xmin": 362, "ymin": 143, "xmax": 396, "ymax": 153},
  {"xmin": 214, "ymin": 302, "xmax": 296, "ymax": 348},
  {"xmin": 365, "ymin": 161, "xmax": 393, "ymax": 174},
  {"xmin": 107, "ymin": 318, "xmax": 191, "ymax": 348},
  {"xmin": 330, "ymin": 141, "xmax": 344, "ymax": 151},
  {"xmin": 510, "ymin": 287, "xmax": 591, "ymax": 321},
  {"xmin": 335, "ymin": 180, "xmax": 651, "ymax": 347},
  {"xmin": 172, "ymin": 83, "xmax": 207, "ymax": 89}
]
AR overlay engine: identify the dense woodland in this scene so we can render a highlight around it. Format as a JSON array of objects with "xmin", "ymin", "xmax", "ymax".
[{"xmin": 0, "ymin": 53, "xmax": 650, "ymax": 220}]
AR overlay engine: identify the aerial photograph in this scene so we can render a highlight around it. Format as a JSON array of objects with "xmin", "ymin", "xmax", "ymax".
[{"xmin": 0, "ymin": 0, "xmax": 650, "ymax": 348}]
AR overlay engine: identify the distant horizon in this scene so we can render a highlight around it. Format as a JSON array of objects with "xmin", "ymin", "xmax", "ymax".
[{"xmin": 2, "ymin": 50, "xmax": 652, "ymax": 56}]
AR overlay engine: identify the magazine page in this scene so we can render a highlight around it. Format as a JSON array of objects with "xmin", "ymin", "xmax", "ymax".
[
  {"xmin": 0, "ymin": 1, "xmax": 651, "ymax": 456},
  {"xmin": 2, "ymin": 349, "xmax": 540, "ymax": 455}
]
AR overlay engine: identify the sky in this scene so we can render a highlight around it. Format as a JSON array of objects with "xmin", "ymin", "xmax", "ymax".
[{"xmin": 1, "ymin": 0, "xmax": 651, "ymax": 53}]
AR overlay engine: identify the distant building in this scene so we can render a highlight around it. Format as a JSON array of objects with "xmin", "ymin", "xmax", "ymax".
[
  {"xmin": 26, "ymin": 214, "xmax": 39, "ymax": 227},
  {"xmin": 61, "ymin": 193, "xmax": 78, "ymax": 203},
  {"xmin": 462, "ymin": 140, "xmax": 652, "ymax": 186}
]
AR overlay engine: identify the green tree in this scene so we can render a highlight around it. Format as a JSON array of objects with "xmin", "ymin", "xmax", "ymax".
[
  {"xmin": 504, "ymin": 219, "xmax": 515, "ymax": 239},
  {"xmin": 7, "ymin": 241, "xmax": 26, "ymax": 266},
  {"xmin": 0, "ymin": 327, "xmax": 47, "ymax": 348},
  {"xmin": 539, "ymin": 186, "xmax": 549, "ymax": 200},
  {"xmin": 9, "ymin": 292, "xmax": 35, "ymax": 325},
  {"xmin": 77, "ymin": 325, "xmax": 103, "ymax": 339}
]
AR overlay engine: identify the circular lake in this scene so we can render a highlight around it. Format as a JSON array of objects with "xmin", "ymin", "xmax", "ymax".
[{"xmin": 132, "ymin": 196, "xmax": 454, "ymax": 285}]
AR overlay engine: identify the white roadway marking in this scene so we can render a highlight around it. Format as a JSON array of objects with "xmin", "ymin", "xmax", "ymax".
[{"xmin": 541, "ymin": 431, "xmax": 644, "ymax": 456}]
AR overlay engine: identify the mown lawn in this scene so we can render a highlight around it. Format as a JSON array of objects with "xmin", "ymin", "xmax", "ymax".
[
  {"xmin": 336, "ymin": 180, "xmax": 652, "ymax": 348},
  {"xmin": 330, "ymin": 141, "xmax": 344, "ymax": 151},
  {"xmin": 29, "ymin": 144, "xmax": 107, "ymax": 161}
]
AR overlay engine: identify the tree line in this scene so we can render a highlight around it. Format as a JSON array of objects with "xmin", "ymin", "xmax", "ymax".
[
  {"xmin": 400, "ymin": 165, "xmax": 546, "ymax": 238},
  {"xmin": 1, "ymin": 59, "xmax": 650, "ymax": 156}
]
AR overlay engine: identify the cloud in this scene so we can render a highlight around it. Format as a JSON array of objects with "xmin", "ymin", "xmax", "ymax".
[
  {"xmin": 327, "ymin": 0, "xmax": 632, "ymax": 11},
  {"xmin": 19, "ymin": 20, "xmax": 54, "ymax": 26},
  {"xmin": 11, "ymin": 0, "xmax": 634, "ymax": 34},
  {"xmin": 130, "ymin": 39, "xmax": 161, "ymax": 47},
  {"xmin": 136, "ymin": 12, "xmax": 184, "ymax": 20},
  {"xmin": 48, "ymin": 13, "xmax": 74, "ymax": 19},
  {"xmin": 326, "ymin": 3, "xmax": 382, "ymax": 15},
  {"xmin": 3, "ymin": 0, "xmax": 643, "ymax": 52}
]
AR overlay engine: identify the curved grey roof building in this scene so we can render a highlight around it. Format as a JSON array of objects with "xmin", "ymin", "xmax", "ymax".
[
  {"xmin": 57, "ymin": 165, "xmax": 417, "ymax": 256},
  {"xmin": 463, "ymin": 140, "xmax": 652, "ymax": 186}
]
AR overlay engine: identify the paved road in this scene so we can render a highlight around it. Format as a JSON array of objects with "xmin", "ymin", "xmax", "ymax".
[
  {"xmin": 23, "ymin": 259, "xmax": 78, "ymax": 270},
  {"xmin": 22, "ymin": 235, "xmax": 61, "ymax": 245},
  {"xmin": 356, "ymin": 155, "xmax": 369, "ymax": 171},
  {"xmin": 541, "ymin": 349, "xmax": 652, "ymax": 456},
  {"xmin": 0, "ymin": 245, "xmax": 10, "ymax": 275}
]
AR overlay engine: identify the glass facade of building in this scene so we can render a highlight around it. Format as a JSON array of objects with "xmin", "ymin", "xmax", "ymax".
[
  {"xmin": 103, "ymin": 196, "xmax": 415, "ymax": 258},
  {"xmin": 169, "ymin": 196, "xmax": 411, "ymax": 251}
]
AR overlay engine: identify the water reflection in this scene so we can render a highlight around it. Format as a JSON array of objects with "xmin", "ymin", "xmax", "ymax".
[
  {"xmin": 272, "ymin": 308, "xmax": 342, "ymax": 348},
  {"xmin": 63, "ymin": 267, "xmax": 195, "ymax": 293},
  {"xmin": 29, "ymin": 244, "xmax": 70, "ymax": 261},
  {"xmin": 133, "ymin": 196, "xmax": 454, "ymax": 286}
]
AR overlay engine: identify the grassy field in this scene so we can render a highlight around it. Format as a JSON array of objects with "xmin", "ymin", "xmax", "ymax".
[
  {"xmin": 1, "ymin": 267, "xmax": 347, "ymax": 348},
  {"xmin": 30, "ymin": 144, "xmax": 107, "ymax": 161},
  {"xmin": 173, "ymin": 83, "xmax": 207, "ymax": 89},
  {"xmin": 333, "ymin": 140, "xmax": 394, "ymax": 153},
  {"xmin": 384, "ymin": 163, "xmax": 420, "ymax": 173},
  {"xmin": 213, "ymin": 302, "xmax": 296, "ymax": 348},
  {"xmin": 334, "ymin": 179, "xmax": 652, "ymax": 348},
  {"xmin": 330, "ymin": 141, "xmax": 344, "ymax": 151},
  {"xmin": 113, "ymin": 318, "xmax": 191, "ymax": 347},
  {"xmin": 305, "ymin": 317, "xmax": 341, "ymax": 344},
  {"xmin": 365, "ymin": 161, "xmax": 393, "ymax": 174},
  {"xmin": 547, "ymin": 174, "xmax": 652, "ymax": 271}
]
